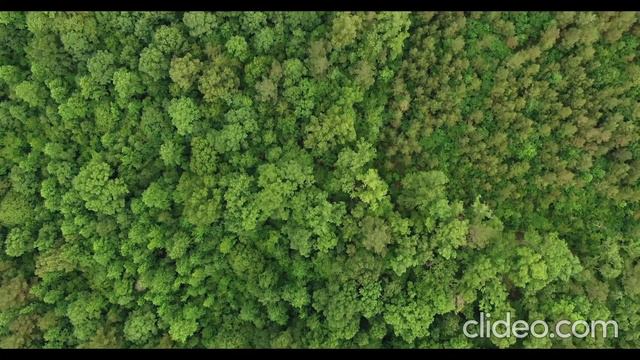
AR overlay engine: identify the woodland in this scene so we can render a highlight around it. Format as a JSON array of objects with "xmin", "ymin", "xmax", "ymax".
[{"xmin": 0, "ymin": 11, "xmax": 639, "ymax": 348}]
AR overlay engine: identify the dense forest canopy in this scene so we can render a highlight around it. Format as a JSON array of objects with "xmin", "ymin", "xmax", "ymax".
[{"xmin": 0, "ymin": 11, "xmax": 639, "ymax": 348}]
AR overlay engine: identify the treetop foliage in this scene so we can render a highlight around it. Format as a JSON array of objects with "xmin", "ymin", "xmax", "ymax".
[{"xmin": 0, "ymin": 11, "xmax": 639, "ymax": 348}]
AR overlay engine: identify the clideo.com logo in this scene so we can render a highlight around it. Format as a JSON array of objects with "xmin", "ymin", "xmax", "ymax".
[{"xmin": 463, "ymin": 312, "xmax": 619, "ymax": 339}]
